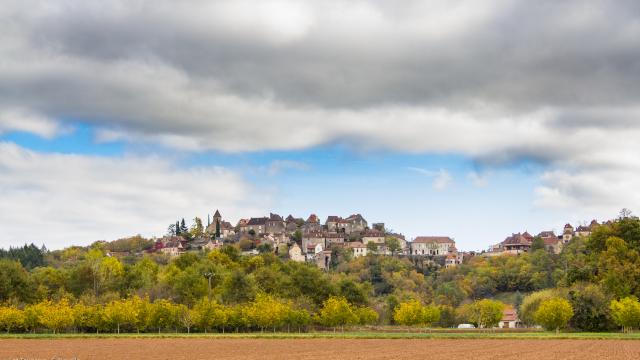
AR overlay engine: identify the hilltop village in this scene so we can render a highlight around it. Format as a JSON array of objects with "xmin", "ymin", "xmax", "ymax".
[{"xmin": 148, "ymin": 210, "xmax": 602, "ymax": 271}]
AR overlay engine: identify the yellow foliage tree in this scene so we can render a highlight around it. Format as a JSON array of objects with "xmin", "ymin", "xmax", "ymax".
[
  {"xmin": 0, "ymin": 306, "xmax": 24, "ymax": 333},
  {"xmin": 39, "ymin": 299, "xmax": 74, "ymax": 334}
]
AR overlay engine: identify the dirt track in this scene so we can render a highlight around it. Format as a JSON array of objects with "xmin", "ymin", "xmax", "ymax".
[{"xmin": 1, "ymin": 339, "xmax": 639, "ymax": 360}]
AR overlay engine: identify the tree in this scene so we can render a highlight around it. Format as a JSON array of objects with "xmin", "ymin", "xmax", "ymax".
[
  {"xmin": 39, "ymin": 299, "xmax": 74, "ymax": 334},
  {"xmin": 104, "ymin": 299, "xmax": 136, "ymax": 334},
  {"xmin": 0, "ymin": 306, "xmax": 24, "ymax": 333},
  {"xmin": 355, "ymin": 307, "xmax": 379, "ymax": 325},
  {"xmin": 23, "ymin": 303, "xmax": 44, "ymax": 333},
  {"xmin": 366, "ymin": 241, "xmax": 378, "ymax": 254},
  {"xmin": 317, "ymin": 296, "xmax": 357, "ymax": 332},
  {"xmin": 0, "ymin": 259, "xmax": 35, "ymax": 303},
  {"xmin": 72, "ymin": 303, "xmax": 103, "ymax": 333},
  {"xmin": 180, "ymin": 218, "xmax": 188, "ymax": 234},
  {"xmin": 193, "ymin": 298, "xmax": 217, "ymax": 332},
  {"xmin": 167, "ymin": 223, "xmax": 177, "ymax": 236},
  {"xmin": 393, "ymin": 300, "xmax": 426, "ymax": 327},
  {"xmin": 459, "ymin": 299, "xmax": 504, "ymax": 329},
  {"xmin": 284, "ymin": 308, "xmax": 311, "ymax": 333},
  {"xmin": 248, "ymin": 293, "xmax": 287, "ymax": 332},
  {"xmin": 393, "ymin": 300, "xmax": 440, "ymax": 328},
  {"xmin": 175, "ymin": 304, "xmax": 195, "ymax": 333},
  {"xmin": 610, "ymin": 296, "xmax": 640, "ymax": 333},
  {"xmin": 385, "ymin": 237, "xmax": 401, "ymax": 255},
  {"xmin": 149, "ymin": 300, "xmax": 177, "ymax": 333},
  {"xmin": 568, "ymin": 284, "xmax": 614, "ymax": 331},
  {"xmin": 191, "ymin": 217, "xmax": 204, "ymax": 239},
  {"xmin": 534, "ymin": 297, "xmax": 574, "ymax": 333},
  {"xmin": 519, "ymin": 289, "xmax": 557, "ymax": 326},
  {"xmin": 531, "ymin": 237, "xmax": 545, "ymax": 252}
]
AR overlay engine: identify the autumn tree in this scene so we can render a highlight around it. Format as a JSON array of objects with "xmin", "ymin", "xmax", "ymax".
[
  {"xmin": 149, "ymin": 300, "xmax": 177, "ymax": 333},
  {"xmin": 317, "ymin": 296, "xmax": 357, "ymax": 332},
  {"xmin": 534, "ymin": 297, "xmax": 574, "ymax": 333},
  {"xmin": 40, "ymin": 299, "xmax": 74, "ymax": 334},
  {"xmin": 459, "ymin": 299, "xmax": 504, "ymax": 329},
  {"xmin": 355, "ymin": 307, "xmax": 379, "ymax": 325},
  {"xmin": 393, "ymin": 300, "xmax": 440, "ymax": 328},
  {"xmin": 0, "ymin": 306, "xmax": 24, "ymax": 333},
  {"xmin": 610, "ymin": 296, "xmax": 640, "ymax": 333}
]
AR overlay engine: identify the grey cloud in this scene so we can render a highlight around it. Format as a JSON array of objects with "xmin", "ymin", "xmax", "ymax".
[{"xmin": 2, "ymin": 0, "xmax": 640, "ymax": 213}]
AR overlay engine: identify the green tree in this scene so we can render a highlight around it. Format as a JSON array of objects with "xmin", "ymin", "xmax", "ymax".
[
  {"xmin": 610, "ymin": 296, "xmax": 640, "ymax": 333},
  {"xmin": 385, "ymin": 237, "xmax": 401, "ymax": 255},
  {"xmin": 366, "ymin": 241, "xmax": 378, "ymax": 254},
  {"xmin": 531, "ymin": 237, "xmax": 545, "ymax": 252},
  {"xmin": 284, "ymin": 308, "xmax": 311, "ymax": 333},
  {"xmin": 534, "ymin": 297, "xmax": 574, "ymax": 333},
  {"xmin": 0, "ymin": 259, "xmax": 35, "ymax": 303},
  {"xmin": 568, "ymin": 284, "xmax": 614, "ymax": 331}
]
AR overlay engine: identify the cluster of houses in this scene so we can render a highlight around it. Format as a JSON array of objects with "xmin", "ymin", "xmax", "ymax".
[
  {"xmin": 486, "ymin": 220, "xmax": 600, "ymax": 256},
  {"xmin": 151, "ymin": 210, "xmax": 463, "ymax": 270},
  {"xmin": 151, "ymin": 209, "xmax": 603, "ymax": 275}
]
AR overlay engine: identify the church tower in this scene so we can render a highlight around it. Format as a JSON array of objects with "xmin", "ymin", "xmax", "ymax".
[{"xmin": 213, "ymin": 209, "xmax": 222, "ymax": 238}]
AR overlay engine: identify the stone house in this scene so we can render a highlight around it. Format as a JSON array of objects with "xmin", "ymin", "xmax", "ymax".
[
  {"xmin": 325, "ymin": 232, "xmax": 346, "ymax": 247},
  {"xmin": 288, "ymin": 242, "xmax": 306, "ymax": 262},
  {"xmin": 410, "ymin": 236, "xmax": 454, "ymax": 256},
  {"xmin": 501, "ymin": 233, "xmax": 532, "ymax": 254},
  {"xmin": 344, "ymin": 214, "xmax": 368, "ymax": 233},
  {"xmin": 236, "ymin": 218, "xmax": 249, "ymax": 233},
  {"xmin": 410, "ymin": 236, "xmax": 456, "ymax": 256},
  {"xmin": 538, "ymin": 231, "xmax": 563, "ymax": 254},
  {"xmin": 563, "ymin": 224, "xmax": 574, "ymax": 243},
  {"xmin": 326, "ymin": 216, "xmax": 341, "ymax": 232},
  {"xmin": 347, "ymin": 241, "xmax": 367, "ymax": 258},
  {"xmin": 500, "ymin": 307, "xmax": 522, "ymax": 329},
  {"xmin": 302, "ymin": 231, "xmax": 325, "ymax": 253},
  {"xmin": 314, "ymin": 249, "xmax": 332, "ymax": 271},
  {"xmin": 362, "ymin": 230, "xmax": 386, "ymax": 245},
  {"xmin": 265, "ymin": 213, "xmax": 286, "ymax": 234},
  {"xmin": 246, "ymin": 217, "xmax": 268, "ymax": 234},
  {"xmin": 302, "ymin": 214, "xmax": 322, "ymax": 233}
]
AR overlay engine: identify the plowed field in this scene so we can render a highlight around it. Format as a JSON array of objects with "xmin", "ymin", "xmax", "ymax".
[{"xmin": 1, "ymin": 338, "xmax": 638, "ymax": 359}]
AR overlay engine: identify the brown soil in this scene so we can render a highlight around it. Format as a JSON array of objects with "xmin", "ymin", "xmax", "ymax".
[{"xmin": 1, "ymin": 339, "xmax": 638, "ymax": 360}]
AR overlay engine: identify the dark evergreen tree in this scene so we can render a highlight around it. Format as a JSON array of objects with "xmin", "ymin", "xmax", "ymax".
[{"xmin": 180, "ymin": 218, "xmax": 188, "ymax": 234}]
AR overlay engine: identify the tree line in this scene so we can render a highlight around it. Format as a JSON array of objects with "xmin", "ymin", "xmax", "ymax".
[
  {"xmin": 0, "ymin": 294, "xmax": 380, "ymax": 334},
  {"xmin": 2, "ymin": 216, "xmax": 640, "ymax": 333}
]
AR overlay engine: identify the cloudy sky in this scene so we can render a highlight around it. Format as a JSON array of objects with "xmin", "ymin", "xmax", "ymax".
[{"xmin": 1, "ymin": 0, "xmax": 639, "ymax": 250}]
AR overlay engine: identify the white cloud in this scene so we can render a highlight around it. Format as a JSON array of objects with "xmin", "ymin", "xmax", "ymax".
[
  {"xmin": 408, "ymin": 167, "xmax": 452, "ymax": 191},
  {"xmin": 0, "ymin": 142, "xmax": 269, "ymax": 249},
  {"xmin": 0, "ymin": 109, "xmax": 61, "ymax": 138}
]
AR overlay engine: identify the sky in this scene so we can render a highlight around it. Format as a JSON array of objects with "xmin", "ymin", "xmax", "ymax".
[{"xmin": 1, "ymin": 0, "xmax": 639, "ymax": 250}]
